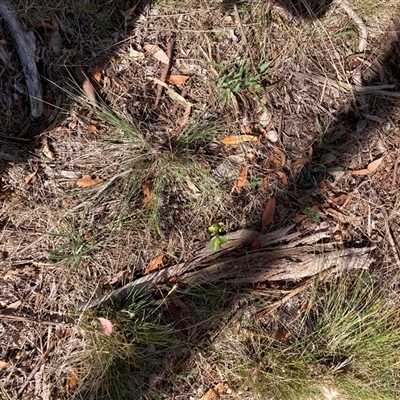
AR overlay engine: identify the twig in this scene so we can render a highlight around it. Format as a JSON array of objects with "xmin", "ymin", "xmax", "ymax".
[
  {"xmin": 15, "ymin": 167, "xmax": 133, "ymax": 256},
  {"xmin": 155, "ymin": 40, "xmax": 174, "ymax": 107},
  {"xmin": 392, "ymin": 150, "xmax": 400, "ymax": 189},
  {"xmin": 337, "ymin": 0, "xmax": 368, "ymax": 52},
  {"xmin": 256, "ymin": 270, "xmax": 331, "ymax": 318},
  {"xmin": 0, "ymin": 313, "xmax": 72, "ymax": 326},
  {"xmin": 17, "ymin": 337, "xmax": 56, "ymax": 397},
  {"xmin": 0, "ymin": 0, "xmax": 43, "ymax": 118}
]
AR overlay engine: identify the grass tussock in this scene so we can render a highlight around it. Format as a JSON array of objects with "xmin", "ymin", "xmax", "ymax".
[
  {"xmin": 64, "ymin": 86, "xmax": 228, "ymax": 237},
  {"xmin": 71, "ymin": 290, "xmax": 177, "ymax": 400},
  {"xmin": 206, "ymin": 273, "xmax": 400, "ymax": 400}
]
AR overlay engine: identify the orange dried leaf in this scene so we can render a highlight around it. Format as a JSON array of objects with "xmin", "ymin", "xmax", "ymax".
[
  {"xmin": 98, "ymin": 317, "xmax": 114, "ymax": 335},
  {"xmin": 88, "ymin": 124, "xmax": 98, "ymax": 134},
  {"xmin": 76, "ymin": 175, "xmax": 103, "ymax": 188},
  {"xmin": 25, "ymin": 169, "xmax": 38, "ymax": 185},
  {"xmin": 250, "ymin": 235, "xmax": 261, "ymax": 251},
  {"xmin": 54, "ymin": 127, "xmax": 71, "ymax": 134},
  {"xmin": 220, "ymin": 135, "xmax": 258, "ymax": 145},
  {"xmin": 351, "ymin": 168, "xmax": 370, "ymax": 176},
  {"xmin": 368, "ymin": 156, "xmax": 385, "ymax": 172},
  {"xmin": 92, "ymin": 61, "xmax": 106, "ymax": 82},
  {"xmin": 145, "ymin": 252, "xmax": 164, "ymax": 274},
  {"xmin": 262, "ymin": 197, "xmax": 276, "ymax": 232},
  {"xmin": 275, "ymin": 171, "xmax": 289, "ymax": 187},
  {"xmin": 166, "ymin": 75, "xmax": 190, "ymax": 85},
  {"xmin": 294, "ymin": 214, "xmax": 307, "ymax": 222},
  {"xmin": 274, "ymin": 331, "xmax": 292, "ymax": 341},
  {"xmin": 67, "ymin": 368, "xmax": 79, "ymax": 390},
  {"xmin": 235, "ymin": 166, "xmax": 249, "ymax": 193},
  {"xmin": 262, "ymin": 175, "xmax": 269, "ymax": 188},
  {"xmin": 291, "ymin": 157, "xmax": 309, "ymax": 169},
  {"xmin": 351, "ymin": 156, "xmax": 385, "ymax": 176},
  {"xmin": 271, "ymin": 146, "xmax": 286, "ymax": 167},
  {"xmin": 331, "ymin": 193, "xmax": 351, "ymax": 206},
  {"xmin": 0, "ymin": 361, "xmax": 8, "ymax": 372},
  {"xmin": 201, "ymin": 382, "xmax": 227, "ymax": 400},
  {"xmin": 142, "ymin": 179, "xmax": 154, "ymax": 209},
  {"xmin": 144, "ymin": 44, "xmax": 170, "ymax": 64}
]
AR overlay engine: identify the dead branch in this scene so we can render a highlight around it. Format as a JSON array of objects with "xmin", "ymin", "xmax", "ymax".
[
  {"xmin": 155, "ymin": 40, "xmax": 174, "ymax": 107},
  {"xmin": 0, "ymin": 0, "xmax": 43, "ymax": 118},
  {"xmin": 78, "ymin": 225, "xmax": 374, "ymax": 310}
]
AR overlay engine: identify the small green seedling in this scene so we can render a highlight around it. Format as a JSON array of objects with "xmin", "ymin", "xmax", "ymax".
[{"xmin": 208, "ymin": 222, "xmax": 228, "ymax": 252}]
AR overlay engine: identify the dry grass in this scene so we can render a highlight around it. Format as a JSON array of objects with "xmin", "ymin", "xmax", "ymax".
[{"xmin": 2, "ymin": 0, "xmax": 400, "ymax": 398}]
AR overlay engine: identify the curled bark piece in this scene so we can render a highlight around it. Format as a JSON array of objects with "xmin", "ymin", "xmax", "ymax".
[
  {"xmin": 338, "ymin": 0, "xmax": 368, "ymax": 52},
  {"xmin": 0, "ymin": 0, "xmax": 43, "ymax": 118}
]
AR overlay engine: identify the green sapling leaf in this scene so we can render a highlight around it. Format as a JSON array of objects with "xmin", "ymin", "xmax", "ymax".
[{"xmin": 211, "ymin": 236, "xmax": 220, "ymax": 252}]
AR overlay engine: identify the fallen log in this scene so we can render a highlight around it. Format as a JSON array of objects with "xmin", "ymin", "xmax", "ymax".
[
  {"xmin": 0, "ymin": 0, "xmax": 43, "ymax": 118},
  {"xmin": 78, "ymin": 225, "xmax": 374, "ymax": 310}
]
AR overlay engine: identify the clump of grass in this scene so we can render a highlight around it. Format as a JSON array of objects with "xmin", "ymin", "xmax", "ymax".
[
  {"xmin": 48, "ymin": 210, "xmax": 104, "ymax": 271},
  {"xmin": 207, "ymin": 272, "xmax": 400, "ymax": 399},
  {"xmin": 57, "ymin": 78, "xmax": 227, "ymax": 237},
  {"xmin": 71, "ymin": 290, "xmax": 177, "ymax": 400}
]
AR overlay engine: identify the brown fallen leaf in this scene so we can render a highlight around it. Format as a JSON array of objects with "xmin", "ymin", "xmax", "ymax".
[
  {"xmin": 220, "ymin": 135, "xmax": 258, "ymax": 145},
  {"xmin": 166, "ymin": 75, "xmax": 190, "ymax": 85},
  {"xmin": 351, "ymin": 156, "xmax": 385, "ymax": 176},
  {"xmin": 291, "ymin": 157, "xmax": 309, "ymax": 169},
  {"xmin": 76, "ymin": 175, "xmax": 103, "ymax": 188},
  {"xmin": 262, "ymin": 197, "xmax": 276, "ymax": 232},
  {"xmin": 201, "ymin": 382, "xmax": 227, "ymax": 400},
  {"xmin": 0, "ymin": 360, "xmax": 7, "ymax": 372},
  {"xmin": 67, "ymin": 368, "xmax": 79, "ymax": 390},
  {"xmin": 92, "ymin": 61, "xmax": 106, "ymax": 82},
  {"xmin": 275, "ymin": 171, "xmax": 289, "ymax": 187},
  {"xmin": 274, "ymin": 331, "xmax": 292, "ymax": 341},
  {"xmin": 144, "ymin": 44, "xmax": 169, "ymax": 64},
  {"xmin": 294, "ymin": 214, "xmax": 307, "ymax": 223},
  {"xmin": 235, "ymin": 166, "xmax": 249, "ymax": 193},
  {"xmin": 250, "ymin": 234, "xmax": 261, "ymax": 251},
  {"xmin": 142, "ymin": 179, "xmax": 154, "ymax": 209},
  {"xmin": 331, "ymin": 193, "xmax": 352, "ymax": 207},
  {"xmin": 43, "ymin": 138, "xmax": 56, "ymax": 160},
  {"xmin": 25, "ymin": 165, "xmax": 39, "ymax": 185},
  {"xmin": 145, "ymin": 252, "xmax": 164, "ymax": 274},
  {"xmin": 74, "ymin": 55, "xmax": 97, "ymax": 106},
  {"xmin": 88, "ymin": 124, "xmax": 98, "ymax": 134},
  {"xmin": 271, "ymin": 146, "xmax": 286, "ymax": 167},
  {"xmin": 98, "ymin": 317, "xmax": 113, "ymax": 335},
  {"xmin": 54, "ymin": 127, "xmax": 71, "ymax": 134}
]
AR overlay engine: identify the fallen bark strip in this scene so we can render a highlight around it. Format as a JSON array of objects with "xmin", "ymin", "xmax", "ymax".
[
  {"xmin": 182, "ymin": 246, "xmax": 372, "ymax": 286},
  {"xmin": 78, "ymin": 225, "xmax": 374, "ymax": 310},
  {"xmin": 0, "ymin": 0, "xmax": 43, "ymax": 118}
]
